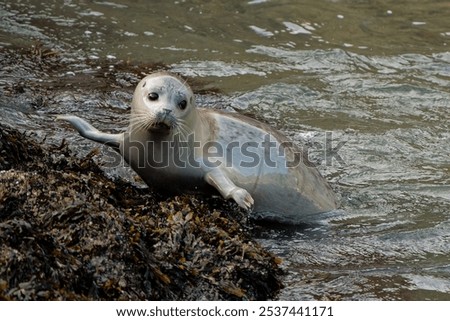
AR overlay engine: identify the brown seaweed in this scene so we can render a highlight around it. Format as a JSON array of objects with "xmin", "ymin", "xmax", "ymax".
[
  {"xmin": 0, "ymin": 44, "xmax": 282, "ymax": 300},
  {"xmin": 0, "ymin": 121, "xmax": 282, "ymax": 301}
]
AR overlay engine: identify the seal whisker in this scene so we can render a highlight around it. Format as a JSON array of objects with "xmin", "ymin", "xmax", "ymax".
[
  {"xmin": 175, "ymin": 77, "xmax": 190, "ymax": 94},
  {"xmin": 130, "ymin": 111, "xmax": 158, "ymax": 132},
  {"xmin": 175, "ymin": 121, "xmax": 192, "ymax": 143},
  {"xmin": 129, "ymin": 116, "xmax": 148, "ymax": 132}
]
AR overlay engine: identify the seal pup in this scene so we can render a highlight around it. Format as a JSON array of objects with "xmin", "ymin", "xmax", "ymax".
[{"xmin": 58, "ymin": 72, "xmax": 338, "ymax": 223}]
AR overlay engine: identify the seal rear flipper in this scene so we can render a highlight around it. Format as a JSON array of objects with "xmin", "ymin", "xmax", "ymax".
[{"xmin": 57, "ymin": 115, "xmax": 123, "ymax": 149}]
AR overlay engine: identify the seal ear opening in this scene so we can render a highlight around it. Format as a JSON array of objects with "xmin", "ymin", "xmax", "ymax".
[{"xmin": 142, "ymin": 81, "xmax": 146, "ymax": 88}]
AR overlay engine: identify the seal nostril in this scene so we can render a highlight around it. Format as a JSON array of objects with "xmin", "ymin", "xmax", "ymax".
[{"xmin": 163, "ymin": 108, "xmax": 172, "ymax": 114}]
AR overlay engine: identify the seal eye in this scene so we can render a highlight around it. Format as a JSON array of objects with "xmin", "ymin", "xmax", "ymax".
[
  {"xmin": 178, "ymin": 100, "xmax": 187, "ymax": 110},
  {"xmin": 148, "ymin": 92, "xmax": 159, "ymax": 101}
]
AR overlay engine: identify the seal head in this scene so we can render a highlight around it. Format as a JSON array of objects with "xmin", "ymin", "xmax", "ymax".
[{"xmin": 130, "ymin": 73, "xmax": 197, "ymax": 137}]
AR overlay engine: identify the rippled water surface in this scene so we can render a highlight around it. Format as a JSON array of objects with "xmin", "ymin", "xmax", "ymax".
[{"xmin": 1, "ymin": 0, "xmax": 450, "ymax": 300}]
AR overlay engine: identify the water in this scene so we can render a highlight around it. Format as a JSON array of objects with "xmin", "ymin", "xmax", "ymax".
[{"xmin": 1, "ymin": 0, "xmax": 450, "ymax": 300}]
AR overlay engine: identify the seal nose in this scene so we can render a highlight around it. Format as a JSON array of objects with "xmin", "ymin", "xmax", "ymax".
[{"xmin": 163, "ymin": 108, "xmax": 172, "ymax": 114}]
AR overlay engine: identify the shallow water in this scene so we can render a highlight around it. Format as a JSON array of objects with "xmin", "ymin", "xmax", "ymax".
[{"xmin": 1, "ymin": 0, "xmax": 450, "ymax": 300}]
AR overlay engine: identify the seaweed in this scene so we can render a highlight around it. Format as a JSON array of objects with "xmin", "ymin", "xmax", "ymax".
[
  {"xmin": 0, "ymin": 43, "xmax": 282, "ymax": 300},
  {"xmin": 0, "ymin": 125, "xmax": 282, "ymax": 300}
]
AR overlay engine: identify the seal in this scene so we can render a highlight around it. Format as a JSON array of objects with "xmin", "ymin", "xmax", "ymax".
[{"xmin": 58, "ymin": 72, "xmax": 338, "ymax": 223}]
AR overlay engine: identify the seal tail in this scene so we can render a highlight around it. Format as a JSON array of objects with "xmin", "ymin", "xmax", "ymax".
[{"xmin": 57, "ymin": 115, "xmax": 123, "ymax": 148}]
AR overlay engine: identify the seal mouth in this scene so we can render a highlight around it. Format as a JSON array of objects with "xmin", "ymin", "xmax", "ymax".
[{"xmin": 149, "ymin": 122, "xmax": 171, "ymax": 133}]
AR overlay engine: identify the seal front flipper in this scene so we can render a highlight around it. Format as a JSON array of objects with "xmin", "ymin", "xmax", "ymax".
[
  {"xmin": 204, "ymin": 169, "xmax": 254, "ymax": 210},
  {"xmin": 57, "ymin": 115, "xmax": 123, "ymax": 149}
]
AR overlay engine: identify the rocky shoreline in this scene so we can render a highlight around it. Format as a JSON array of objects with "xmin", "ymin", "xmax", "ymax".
[{"xmin": 0, "ymin": 46, "xmax": 282, "ymax": 300}]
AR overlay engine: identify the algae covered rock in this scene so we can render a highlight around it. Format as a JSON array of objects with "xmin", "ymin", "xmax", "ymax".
[{"xmin": 0, "ymin": 125, "xmax": 282, "ymax": 300}]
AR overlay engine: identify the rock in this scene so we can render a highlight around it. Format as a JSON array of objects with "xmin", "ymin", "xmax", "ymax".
[{"xmin": 0, "ymin": 124, "xmax": 282, "ymax": 300}]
